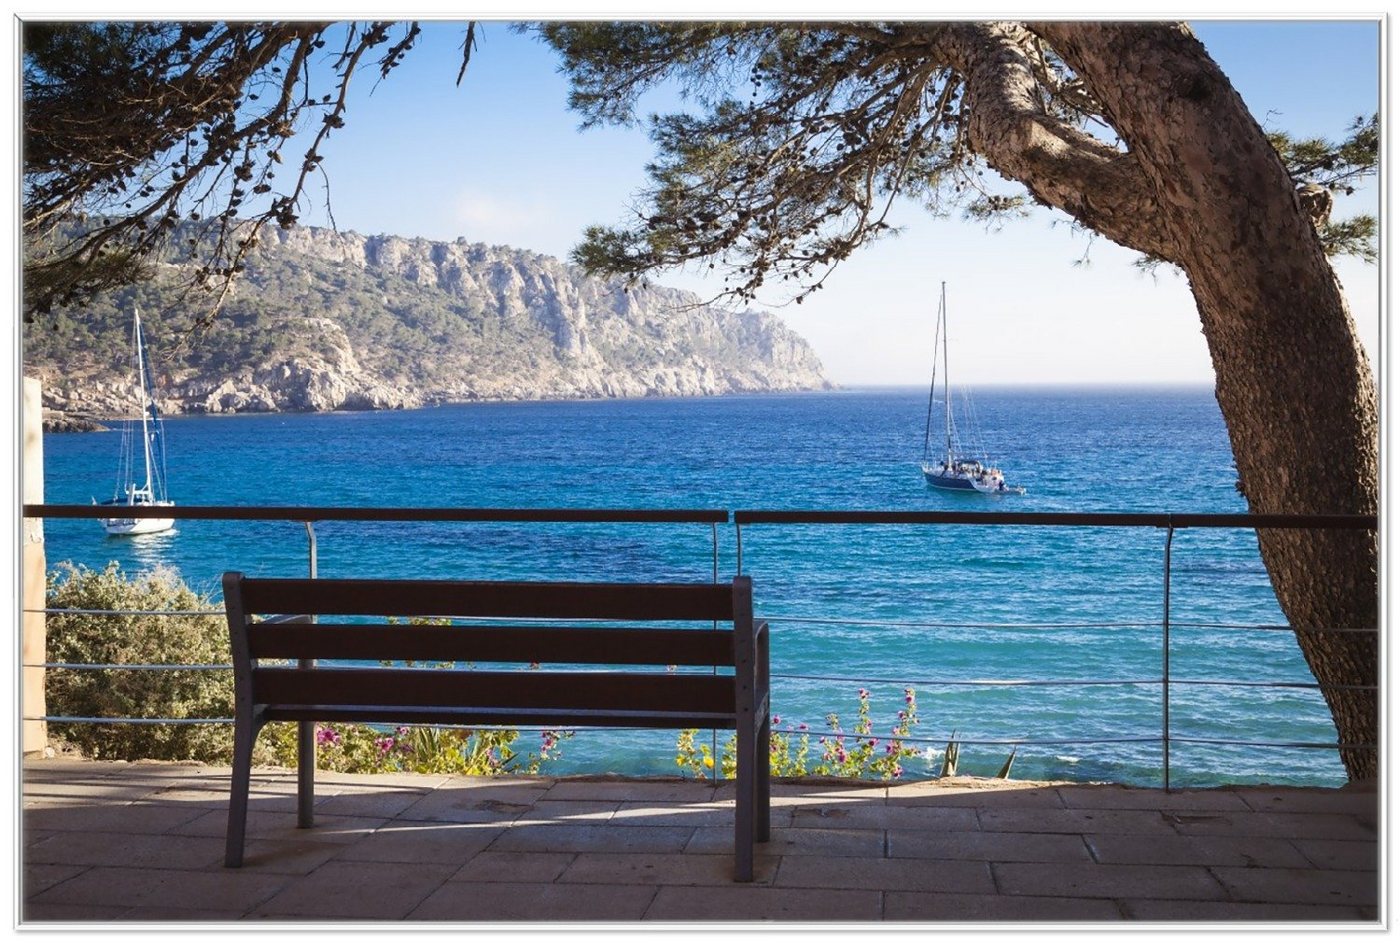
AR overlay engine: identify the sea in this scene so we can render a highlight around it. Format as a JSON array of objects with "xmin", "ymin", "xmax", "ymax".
[{"xmin": 38, "ymin": 386, "xmax": 1346, "ymax": 788}]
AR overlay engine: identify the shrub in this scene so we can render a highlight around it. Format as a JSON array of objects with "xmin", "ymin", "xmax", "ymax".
[
  {"xmin": 261, "ymin": 722, "xmax": 571, "ymax": 775},
  {"xmin": 45, "ymin": 562, "xmax": 235, "ymax": 762},
  {"xmin": 44, "ymin": 562, "xmax": 572, "ymax": 775},
  {"xmin": 676, "ymin": 687, "xmax": 923, "ymax": 781}
]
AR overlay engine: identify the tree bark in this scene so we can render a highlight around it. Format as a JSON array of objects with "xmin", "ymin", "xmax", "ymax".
[{"xmin": 1027, "ymin": 22, "xmax": 1379, "ymax": 780}]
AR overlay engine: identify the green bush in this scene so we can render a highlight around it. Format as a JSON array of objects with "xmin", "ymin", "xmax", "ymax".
[
  {"xmin": 44, "ymin": 562, "xmax": 571, "ymax": 775},
  {"xmin": 676, "ymin": 687, "xmax": 924, "ymax": 781},
  {"xmin": 45, "ymin": 562, "xmax": 235, "ymax": 762}
]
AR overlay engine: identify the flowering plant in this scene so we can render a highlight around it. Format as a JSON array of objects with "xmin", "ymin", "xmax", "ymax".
[
  {"xmin": 675, "ymin": 687, "xmax": 922, "ymax": 781},
  {"xmin": 267, "ymin": 722, "xmax": 571, "ymax": 776}
]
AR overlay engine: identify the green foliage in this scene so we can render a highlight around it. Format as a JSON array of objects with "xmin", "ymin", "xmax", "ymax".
[
  {"xmin": 995, "ymin": 746, "xmax": 1017, "ymax": 779},
  {"xmin": 676, "ymin": 687, "xmax": 923, "ymax": 781},
  {"xmin": 43, "ymin": 562, "xmax": 571, "ymax": 776},
  {"xmin": 939, "ymin": 732, "xmax": 961, "ymax": 778},
  {"xmin": 261, "ymin": 722, "xmax": 571, "ymax": 776},
  {"xmin": 1267, "ymin": 112, "xmax": 1378, "ymax": 262},
  {"xmin": 45, "ymin": 562, "xmax": 234, "ymax": 762}
]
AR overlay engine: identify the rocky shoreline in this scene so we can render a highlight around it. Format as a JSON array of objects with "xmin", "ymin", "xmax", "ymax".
[{"xmin": 29, "ymin": 226, "xmax": 833, "ymax": 424}]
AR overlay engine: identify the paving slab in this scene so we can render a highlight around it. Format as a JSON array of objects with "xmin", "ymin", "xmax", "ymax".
[
  {"xmin": 776, "ymin": 855, "xmax": 996, "ymax": 895},
  {"xmin": 1211, "ymin": 865, "xmax": 1378, "ymax": 907},
  {"xmin": 978, "ymin": 806, "xmax": 1179, "ymax": 836},
  {"xmin": 646, "ymin": 884, "xmax": 883, "ymax": 921},
  {"xmin": 410, "ymin": 880, "xmax": 658, "ymax": 921},
  {"xmin": 1233, "ymin": 786, "xmax": 1378, "ymax": 815},
  {"xmin": 25, "ymin": 830, "xmax": 226, "ymax": 871},
  {"xmin": 887, "ymin": 828, "xmax": 1093, "ymax": 863},
  {"xmin": 248, "ymin": 860, "xmax": 459, "ymax": 919},
  {"xmin": 884, "ymin": 891, "xmax": 1125, "ymax": 921},
  {"xmin": 23, "ymin": 800, "xmax": 209, "ymax": 835},
  {"xmin": 27, "ymin": 865, "xmax": 291, "ymax": 914},
  {"xmin": 22, "ymin": 902, "xmax": 135, "ymax": 921},
  {"xmin": 992, "ymin": 861, "xmax": 1229, "ymax": 901},
  {"xmin": 331, "ymin": 819, "xmax": 505, "ymax": 865},
  {"xmin": 489, "ymin": 822, "xmax": 694, "ymax": 854},
  {"xmin": 686, "ymin": 824, "xmax": 881, "ymax": 858},
  {"xmin": 513, "ymin": 798, "xmax": 621, "ymax": 825},
  {"xmin": 448, "ymin": 850, "xmax": 576, "ymax": 884},
  {"xmin": 1121, "ymin": 899, "xmax": 1376, "ymax": 921},
  {"xmin": 395, "ymin": 785, "xmax": 544, "ymax": 823},
  {"xmin": 888, "ymin": 782, "xmax": 1067, "ymax": 808},
  {"xmin": 1086, "ymin": 832, "xmax": 1313, "ymax": 868},
  {"xmin": 560, "ymin": 851, "xmax": 776, "ymax": 885},
  {"xmin": 171, "ymin": 807, "xmax": 388, "ymax": 844},
  {"xmin": 1290, "ymin": 838, "xmax": 1378, "ymax": 871},
  {"xmin": 544, "ymin": 778, "xmax": 716, "ymax": 803},
  {"xmin": 23, "ymin": 863, "xmax": 90, "ymax": 897},
  {"xmin": 790, "ymin": 803, "xmax": 979, "ymax": 831},
  {"xmin": 1164, "ymin": 810, "xmax": 1375, "ymax": 841},
  {"xmin": 1057, "ymin": 785, "xmax": 1252, "ymax": 812},
  {"xmin": 611, "ymin": 800, "xmax": 784, "ymax": 828},
  {"xmin": 311, "ymin": 786, "xmax": 435, "ymax": 819}
]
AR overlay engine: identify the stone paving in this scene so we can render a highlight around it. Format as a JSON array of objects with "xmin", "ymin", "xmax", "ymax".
[{"xmin": 20, "ymin": 758, "xmax": 1379, "ymax": 924}]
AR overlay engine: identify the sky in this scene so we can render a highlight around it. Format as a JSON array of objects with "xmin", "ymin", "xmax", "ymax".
[
  {"xmin": 266, "ymin": 16, "xmax": 1382, "ymax": 387},
  {"xmin": 11, "ymin": 12, "xmax": 1385, "ymax": 388}
]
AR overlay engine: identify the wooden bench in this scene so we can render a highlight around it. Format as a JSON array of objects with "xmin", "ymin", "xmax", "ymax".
[{"xmin": 221, "ymin": 572, "xmax": 771, "ymax": 880}]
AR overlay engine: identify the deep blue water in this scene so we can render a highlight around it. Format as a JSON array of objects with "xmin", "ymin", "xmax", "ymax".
[{"xmin": 40, "ymin": 387, "xmax": 1344, "ymax": 787}]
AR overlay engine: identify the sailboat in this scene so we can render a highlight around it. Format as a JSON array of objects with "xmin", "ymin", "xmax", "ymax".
[
  {"xmin": 98, "ymin": 307, "xmax": 175, "ymax": 535},
  {"xmin": 920, "ymin": 283, "xmax": 1026, "ymax": 495}
]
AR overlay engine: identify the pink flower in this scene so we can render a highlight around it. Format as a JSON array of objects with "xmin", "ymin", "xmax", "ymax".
[
  {"xmin": 375, "ymin": 736, "xmax": 395, "ymax": 755},
  {"xmin": 315, "ymin": 726, "xmax": 340, "ymax": 747},
  {"xmin": 797, "ymin": 723, "xmax": 809, "ymax": 732},
  {"xmin": 904, "ymin": 690, "xmax": 915, "ymax": 704},
  {"xmin": 772, "ymin": 715, "xmax": 781, "ymax": 726},
  {"xmin": 857, "ymin": 688, "xmax": 869, "ymax": 699}
]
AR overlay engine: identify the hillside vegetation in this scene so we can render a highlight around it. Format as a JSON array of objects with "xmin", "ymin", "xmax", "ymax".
[{"xmin": 26, "ymin": 225, "xmax": 831, "ymax": 418}]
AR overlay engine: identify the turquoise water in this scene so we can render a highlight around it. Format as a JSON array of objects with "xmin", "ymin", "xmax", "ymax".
[{"xmin": 39, "ymin": 386, "xmax": 1345, "ymax": 787}]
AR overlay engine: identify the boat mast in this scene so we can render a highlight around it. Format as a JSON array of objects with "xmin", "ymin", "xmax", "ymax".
[
  {"xmin": 942, "ymin": 282, "xmax": 953, "ymax": 468},
  {"xmin": 133, "ymin": 308, "xmax": 155, "ymax": 498},
  {"xmin": 922, "ymin": 295, "xmax": 942, "ymax": 465}
]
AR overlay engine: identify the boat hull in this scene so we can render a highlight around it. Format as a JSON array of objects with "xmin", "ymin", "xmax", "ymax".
[
  {"xmin": 100, "ymin": 501, "xmax": 175, "ymax": 536},
  {"xmin": 923, "ymin": 471, "xmax": 980, "ymax": 491},
  {"xmin": 922, "ymin": 466, "xmax": 1025, "ymax": 495}
]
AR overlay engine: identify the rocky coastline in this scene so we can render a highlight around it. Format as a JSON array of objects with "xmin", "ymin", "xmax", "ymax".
[{"xmin": 29, "ymin": 226, "xmax": 833, "ymax": 426}]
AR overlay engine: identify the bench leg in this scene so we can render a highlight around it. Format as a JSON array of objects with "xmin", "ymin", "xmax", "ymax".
[
  {"xmin": 297, "ymin": 719, "xmax": 315, "ymax": 828},
  {"xmin": 734, "ymin": 719, "xmax": 755, "ymax": 882},
  {"xmin": 757, "ymin": 712, "xmax": 771, "ymax": 843},
  {"xmin": 224, "ymin": 717, "xmax": 259, "ymax": 868}
]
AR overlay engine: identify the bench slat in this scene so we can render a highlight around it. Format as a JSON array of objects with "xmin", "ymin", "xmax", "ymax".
[
  {"xmin": 251, "ymin": 667, "xmax": 736, "ymax": 715},
  {"xmin": 238, "ymin": 578, "xmax": 734, "ymax": 621},
  {"xmin": 246, "ymin": 623, "xmax": 735, "ymax": 665},
  {"xmin": 261, "ymin": 706, "xmax": 740, "ymax": 729}
]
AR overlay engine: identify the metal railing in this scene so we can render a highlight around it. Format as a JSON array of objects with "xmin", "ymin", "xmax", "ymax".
[{"xmin": 22, "ymin": 503, "xmax": 1377, "ymax": 788}]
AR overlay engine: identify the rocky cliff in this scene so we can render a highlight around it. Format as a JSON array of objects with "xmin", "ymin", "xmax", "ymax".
[{"xmin": 28, "ymin": 225, "xmax": 831, "ymax": 420}]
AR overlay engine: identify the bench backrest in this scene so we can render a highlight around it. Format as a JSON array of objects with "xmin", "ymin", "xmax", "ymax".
[{"xmin": 222, "ymin": 572, "xmax": 759, "ymax": 727}]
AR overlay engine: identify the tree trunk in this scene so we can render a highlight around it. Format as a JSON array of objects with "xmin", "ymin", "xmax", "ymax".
[{"xmin": 1034, "ymin": 23, "xmax": 1379, "ymax": 779}]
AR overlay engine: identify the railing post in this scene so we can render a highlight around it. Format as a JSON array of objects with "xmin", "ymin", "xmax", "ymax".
[
  {"xmin": 298, "ymin": 521, "xmax": 318, "ymax": 827},
  {"xmin": 1162, "ymin": 521, "xmax": 1175, "ymax": 791},
  {"xmin": 22, "ymin": 378, "xmax": 47, "ymax": 754}
]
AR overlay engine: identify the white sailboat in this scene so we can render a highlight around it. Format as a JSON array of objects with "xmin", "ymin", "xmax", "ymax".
[
  {"xmin": 920, "ymin": 283, "xmax": 1025, "ymax": 495},
  {"xmin": 98, "ymin": 307, "xmax": 175, "ymax": 535}
]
